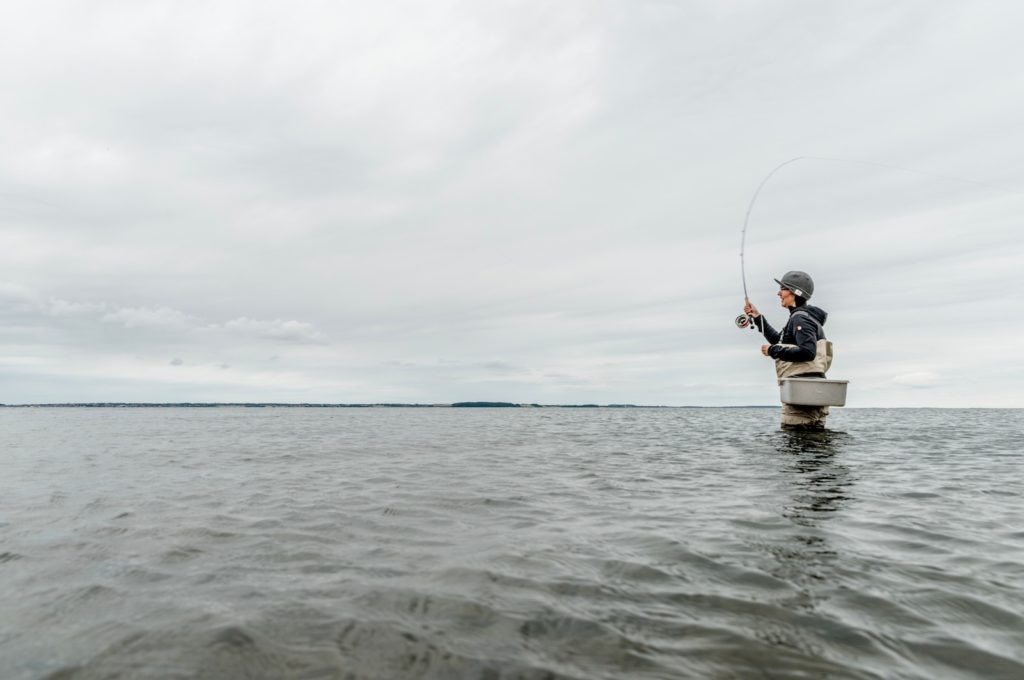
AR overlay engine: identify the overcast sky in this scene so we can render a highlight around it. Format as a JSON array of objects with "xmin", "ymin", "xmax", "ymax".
[{"xmin": 2, "ymin": 0, "xmax": 1022, "ymax": 406}]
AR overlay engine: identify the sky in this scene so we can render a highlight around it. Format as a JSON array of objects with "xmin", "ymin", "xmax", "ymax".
[{"xmin": 2, "ymin": 0, "xmax": 1022, "ymax": 407}]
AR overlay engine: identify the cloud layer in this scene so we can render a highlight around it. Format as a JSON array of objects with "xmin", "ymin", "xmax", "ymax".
[{"xmin": 2, "ymin": 1, "xmax": 1022, "ymax": 406}]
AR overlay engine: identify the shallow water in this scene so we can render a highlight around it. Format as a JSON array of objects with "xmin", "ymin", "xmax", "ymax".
[{"xmin": 1, "ymin": 407, "xmax": 1022, "ymax": 679}]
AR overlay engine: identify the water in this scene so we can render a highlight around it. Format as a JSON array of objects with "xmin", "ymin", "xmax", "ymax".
[{"xmin": 1, "ymin": 407, "xmax": 1022, "ymax": 679}]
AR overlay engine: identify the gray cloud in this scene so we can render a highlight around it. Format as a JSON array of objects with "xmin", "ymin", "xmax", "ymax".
[
  {"xmin": 103, "ymin": 306, "xmax": 197, "ymax": 329},
  {"xmin": 220, "ymin": 317, "xmax": 326, "ymax": 343},
  {"xmin": 2, "ymin": 0, "xmax": 1023, "ymax": 405}
]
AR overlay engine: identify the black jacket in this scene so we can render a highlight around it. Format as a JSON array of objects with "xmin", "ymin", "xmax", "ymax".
[{"xmin": 756, "ymin": 304, "xmax": 828, "ymax": 362}]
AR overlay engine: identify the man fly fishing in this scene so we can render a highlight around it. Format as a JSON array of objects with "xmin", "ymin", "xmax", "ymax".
[{"xmin": 743, "ymin": 271, "xmax": 833, "ymax": 430}]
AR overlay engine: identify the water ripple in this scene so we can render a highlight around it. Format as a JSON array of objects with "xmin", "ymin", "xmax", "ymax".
[{"xmin": 2, "ymin": 407, "xmax": 1023, "ymax": 679}]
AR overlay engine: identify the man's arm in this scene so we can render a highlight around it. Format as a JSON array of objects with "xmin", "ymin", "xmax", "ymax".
[{"xmin": 767, "ymin": 316, "xmax": 817, "ymax": 362}]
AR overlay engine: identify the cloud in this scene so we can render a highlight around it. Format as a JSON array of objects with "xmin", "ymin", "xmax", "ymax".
[
  {"xmin": 0, "ymin": 282, "xmax": 39, "ymax": 313},
  {"xmin": 45, "ymin": 298, "xmax": 106, "ymax": 317},
  {"xmin": 220, "ymin": 317, "xmax": 326, "ymax": 343},
  {"xmin": 1, "ymin": 1, "xmax": 1023, "ymax": 405},
  {"xmin": 102, "ymin": 305, "xmax": 197, "ymax": 329},
  {"xmin": 889, "ymin": 372, "xmax": 941, "ymax": 389}
]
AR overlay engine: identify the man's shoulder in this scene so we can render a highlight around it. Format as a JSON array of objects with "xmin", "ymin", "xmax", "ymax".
[
  {"xmin": 793, "ymin": 305, "xmax": 827, "ymax": 325},
  {"xmin": 789, "ymin": 309, "xmax": 823, "ymax": 332}
]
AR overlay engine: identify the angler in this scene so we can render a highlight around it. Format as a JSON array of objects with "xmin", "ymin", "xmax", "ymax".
[
  {"xmin": 743, "ymin": 271, "xmax": 834, "ymax": 430},
  {"xmin": 731, "ymin": 154, "xmax": 1004, "ymax": 424}
]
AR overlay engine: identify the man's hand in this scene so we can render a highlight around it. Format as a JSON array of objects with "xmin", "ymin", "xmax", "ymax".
[
  {"xmin": 761, "ymin": 344, "xmax": 771, "ymax": 357},
  {"xmin": 744, "ymin": 299, "xmax": 760, "ymax": 318}
]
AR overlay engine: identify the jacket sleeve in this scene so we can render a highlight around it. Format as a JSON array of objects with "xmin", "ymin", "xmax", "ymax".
[
  {"xmin": 768, "ymin": 316, "xmax": 818, "ymax": 362},
  {"xmin": 754, "ymin": 316, "xmax": 781, "ymax": 344}
]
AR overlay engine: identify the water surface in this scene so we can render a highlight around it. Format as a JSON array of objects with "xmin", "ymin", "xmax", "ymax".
[{"xmin": 2, "ymin": 407, "xmax": 1022, "ymax": 679}]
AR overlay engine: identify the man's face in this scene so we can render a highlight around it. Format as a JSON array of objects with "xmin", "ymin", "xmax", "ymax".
[{"xmin": 778, "ymin": 287, "xmax": 795, "ymax": 308}]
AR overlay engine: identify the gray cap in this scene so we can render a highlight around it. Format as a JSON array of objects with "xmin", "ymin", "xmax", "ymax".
[{"xmin": 774, "ymin": 271, "xmax": 814, "ymax": 300}]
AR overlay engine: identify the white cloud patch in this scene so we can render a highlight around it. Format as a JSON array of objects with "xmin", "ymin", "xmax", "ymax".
[
  {"xmin": 45, "ymin": 298, "xmax": 106, "ymax": 317},
  {"xmin": 220, "ymin": 317, "xmax": 326, "ymax": 343},
  {"xmin": 890, "ymin": 372, "xmax": 941, "ymax": 389},
  {"xmin": 102, "ymin": 305, "xmax": 197, "ymax": 329}
]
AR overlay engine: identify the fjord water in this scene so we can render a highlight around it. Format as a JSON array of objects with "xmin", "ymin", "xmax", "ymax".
[{"xmin": 1, "ymin": 408, "xmax": 1022, "ymax": 679}]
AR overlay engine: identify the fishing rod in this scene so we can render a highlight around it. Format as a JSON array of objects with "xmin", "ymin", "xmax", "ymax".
[
  {"xmin": 734, "ymin": 155, "xmax": 1018, "ymax": 331},
  {"xmin": 736, "ymin": 157, "xmax": 804, "ymax": 330}
]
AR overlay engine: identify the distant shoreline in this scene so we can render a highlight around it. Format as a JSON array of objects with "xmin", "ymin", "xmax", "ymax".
[
  {"xmin": 2, "ymin": 403, "xmax": 1016, "ymax": 409},
  {"xmin": 0, "ymin": 402, "xmax": 779, "ymax": 409}
]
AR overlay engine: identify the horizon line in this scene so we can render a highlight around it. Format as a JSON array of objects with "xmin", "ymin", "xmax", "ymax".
[
  {"xmin": 1, "ymin": 402, "xmax": 1018, "ymax": 409},
  {"xmin": 0, "ymin": 401, "xmax": 754, "ymax": 408}
]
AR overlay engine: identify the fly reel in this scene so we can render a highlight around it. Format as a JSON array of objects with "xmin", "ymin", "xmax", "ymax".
[{"xmin": 735, "ymin": 314, "xmax": 754, "ymax": 330}]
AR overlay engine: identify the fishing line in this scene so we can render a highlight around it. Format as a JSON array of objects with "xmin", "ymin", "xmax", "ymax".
[
  {"xmin": 739, "ymin": 156, "xmax": 804, "ymax": 301},
  {"xmin": 735, "ymin": 155, "xmax": 1020, "ymax": 330}
]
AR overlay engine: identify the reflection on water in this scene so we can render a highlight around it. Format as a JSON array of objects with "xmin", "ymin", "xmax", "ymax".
[
  {"xmin": 775, "ymin": 429, "xmax": 855, "ymax": 522},
  {"xmin": 753, "ymin": 429, "xmax": 857, "ymax": 619}
]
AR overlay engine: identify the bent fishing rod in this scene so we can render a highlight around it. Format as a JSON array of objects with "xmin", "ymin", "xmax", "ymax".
[
  {"xmin": 734, "ymin": 155, "xmax": 1018, "ymax": 332},
  {"xmin": 736, "ymin": 157, "xmax": 804, "ymax": 330}
]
